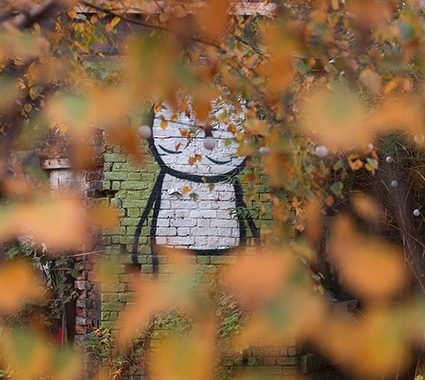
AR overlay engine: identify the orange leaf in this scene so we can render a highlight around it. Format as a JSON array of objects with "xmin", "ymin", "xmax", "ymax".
[
  {"xmin": 0, "ymin": 261, "xmax": 44, "ymax": 314},
  {"xmin": 329, "ymin": 216, "xmax": 406, "ymax": 300}
]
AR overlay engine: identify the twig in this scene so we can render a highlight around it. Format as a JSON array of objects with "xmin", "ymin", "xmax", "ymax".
[{"xmin": 68, "ymin": 250, "xmax": 102, "ymax": 257}]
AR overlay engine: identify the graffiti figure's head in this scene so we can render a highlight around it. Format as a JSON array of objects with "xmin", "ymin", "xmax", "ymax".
[{"xmin": 148, "ymin": 101, "xmax": 245, "ymax": 179}]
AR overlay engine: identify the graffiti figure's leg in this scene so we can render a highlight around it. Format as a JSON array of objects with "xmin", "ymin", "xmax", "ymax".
[
  {"xmin": 149, "ymin": 185, "xmax": 162, "ymax": 274},
  {"xmin": 131, "ymin": 171, "xmax": 165, "ymax": 268},
  {"xmin": 234, "ymin": 179, "xmax": 260, "ymax": 246},
  {"xmin": 234, "ymin": 178, "xmax": 247, "ymax": 245}
]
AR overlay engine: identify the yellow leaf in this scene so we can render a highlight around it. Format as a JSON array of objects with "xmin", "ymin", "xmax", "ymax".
[
  {"xmin": 181, "ymin": 186, "xmax": 191, "ymax": 194},
  {"xmin": 110, "ymin": 16, "xmax": 121, "ymax": 29},
  {"xmin": 160, "ymin": 119, "xmax": 168, "ymax": 129}
]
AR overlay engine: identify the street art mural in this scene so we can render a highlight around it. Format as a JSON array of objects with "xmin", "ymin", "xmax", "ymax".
[{"xmin": 132, "ymin": 101, "xmax": 259, "ymax": 271}]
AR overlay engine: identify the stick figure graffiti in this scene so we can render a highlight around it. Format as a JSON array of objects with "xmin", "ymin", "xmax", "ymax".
[{"xmin": 131, "ymin": 101, "xmax": 259, "ymax": 272}]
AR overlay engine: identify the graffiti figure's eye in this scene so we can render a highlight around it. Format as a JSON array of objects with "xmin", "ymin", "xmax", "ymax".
[{"xmin": 158, "ymin": 144, "xmax": 183, "ymax": 154}]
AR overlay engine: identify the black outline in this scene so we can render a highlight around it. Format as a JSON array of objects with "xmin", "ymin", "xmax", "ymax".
[{"xmin": 131, "ymin": 110, "xmax": 259, "ymax": 272}]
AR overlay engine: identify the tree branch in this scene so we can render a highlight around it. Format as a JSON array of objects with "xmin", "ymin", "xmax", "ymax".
[{"xmin": 80, "ymin": 0, "xmax": 227, "ymax": 54}]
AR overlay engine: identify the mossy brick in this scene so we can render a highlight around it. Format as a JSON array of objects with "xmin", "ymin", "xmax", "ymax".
[
  {"xmin": 116, "ymin": 190, "xmax": 128, "ymax": 198},
  {"xmin": 141, "ymin": 264, "xmax": 154, "ymax": 273},
  {"xmin": 127, "ymin": 208, "xmax": 141, "ymax": 218},
  {"xmin": 129, "ymin": 235, "xmax": 148, "ymax": 246},
  {"xmin": 92, "ymin": 198, "xmax": 109, "ymax": 206},
  {"xmin": 112, "ymin": 145, "xmax": 122, "ymax": 153},
  {"xmin": 112, "ymin": 236, "xmax": 121, "ymax": 244},
  {"xmin": 119, "ymin": 254, "xmax": 149, "ymax": 265},
  {"xmin": 101, "ymin": 312, "xmax": 111, "ymax": 321},
  {"xmin": 102, "ymin": 302, "xmax": 123, "ymax": 312},
  {"xmin": 121, "ymin": 181, "xmax": 146, "ymax": 190},
  {"xmin": 122, "ymin": 200, "xmax": 145, "ymax": 208},
  {"xmin": 210, "ymin": 256, "xmax": 238, "ymax": 265},
  {"xmin": 117, "ymin": 208, "xmax": 126, "ymax": 217},
  {"xmin": 127, "ymin": 191, "xmax": 143, "ymax": 200},
  {"xmin": 104, "ymin": 153, "xmax": 127, "ymax": 162},
  {"xmin": 105, "ymin": 172, "xmax": 128, "ymax": 181},
  {"xmin": 102, "ymin": 180, "xmax": 111, "ymax": 190},
  {"xmin": 111, "ymin": 181, "xmax": 121, "ymax": 190},
  {"xmin": 110, "ymin": 312, "xmax": 119, "ymax": 320},
  {"xmin": 141, "ymin": 173, "xmax": 156, "ymax": 181},
  {"xmin": 127, "ymin": 173, "xmax": 143, "ymax": 181},
  {"xmin": 195, "ymin": 273, "xmax": 211, "ymax": 283},
  {"xmin": 119, "ymin": 236, "xmax": 137, "ymax": 245},
  {"xmin": 198, "ymin": 265, "xmax": 217, "ymax": 274},
  {"xmin": 196, "ymin": 256, "xmax": 211, "ymax": 264},
  {"xmin": 118, "ymin": 292, "xmax": 132, "ymax": 303},
  {"xmin": 101, "ymin": 293, "xmax": 120, "ymax": 302},
  {"xmin": 157, "ymin": 265, "xmax": 176, "ymax": 274},
  {"xmin": 101, "ymin": 236, "xmax": 112, "ymax": 245},
  {"xmin": 104, "ymin": 162, "xmax": 112, "ymax": 171},
  {"xmin": 277, "ymin": 356, "xmax": 298, "ymax": 366},
  {"xmin": 110, "ymin": 227, "xmax": 126, "ymax": 235},
  {"xmin": 121, "ymin": 218, "xmax": 140, "ymax": 226},
  {"xmin": 119, "ymin": 162, "xmax": 141, "ymax": 171},
  {"xmin": 130, "ymin": 244, "xmax": 150, "ymax": 254},
  {"xmin": 100, "ymin": 321, "xmax": 115, "ymax": 329},
  {"xmin": 110, "ymin": 198, "xmax": 123, "ymax": 208},
  {"xmin": 124, "ymin": 225, "xmax": 134, "ymax": 236}
]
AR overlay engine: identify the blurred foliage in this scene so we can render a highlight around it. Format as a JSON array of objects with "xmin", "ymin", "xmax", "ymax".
[{"xmin": 3, "ymin": 0, "xmax": 425, "ymax": 379}]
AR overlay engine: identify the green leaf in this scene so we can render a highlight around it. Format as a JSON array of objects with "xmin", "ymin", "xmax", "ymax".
[{"xmin": 330, "ymin": 181, "xmax": 343, "ymax": 196}]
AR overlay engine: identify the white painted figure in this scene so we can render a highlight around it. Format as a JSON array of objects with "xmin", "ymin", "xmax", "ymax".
[{"xmin": 131, "ymin": 101, "xmax": 259, "ymax": 271}]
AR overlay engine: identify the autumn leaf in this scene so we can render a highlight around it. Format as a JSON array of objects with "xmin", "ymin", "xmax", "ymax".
[
  {"xmin": 348, "ymin": 153, "xmax": 364, "ymax": 171},
  {"xmin": 160, "ymin": 119, "xmax": 168, "ymax": 129},
  {"xmin": 329, "ymin": 216, "xmax": 407, "ymax": 300},
  {"xmin": 194, "ymin": 0, "xmax": 230, "ymax": 41},
  {"xmin": 351, "ymin": 192, "xmax": 382, "ymax": 221},
  {"xmin": 180, "ymin": 129, "xmax": 189, "ymax": 138},
  {"xmin": 188, "ymin": 154, "xmax": 202, "ymax": 166},
  {"xmin": 149, "ymin": 331, "xmax": 214, "ymax": 380},
  {"xmin": 0, "ymin": 261, "xmax": 44, "ymax": 314},
  {"xmin": 110, "ymin": 16, "xmax": 121, "ymax": 29}
]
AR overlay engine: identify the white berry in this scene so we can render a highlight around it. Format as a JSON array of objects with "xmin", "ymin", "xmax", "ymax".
[
  {"xmin": 385, "ymin": 156, "xmax": 394, "ymax": 163},
  {"xmin": 138, "ymin": 125, "xmax": 152, "ymax": 139},
  {"xmin": 414, "ymin": 134, "xmax": 425, "ymax": 144},
  {"xmin": 391, "ymin": 180, "xmax": 398, "ymax": 188},
  {"xmin": 203, "ymin": 136, "xmax": 216, "ymax": 150},
  {"xmin": 258, "ymin": 146, "xmax": 270, "ymax": 155},
  {"xmin": 413, "ymin": 209, "xmax": 421, "ymax": 217},
  {"xmin": 315, "ymin": 145, "xmax": 328, "ymax": 158}
]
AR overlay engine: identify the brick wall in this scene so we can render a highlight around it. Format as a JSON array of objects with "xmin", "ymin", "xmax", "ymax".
[{"xmin": 96, "ymin": 106, "xmax": 317, "ymax": 378}]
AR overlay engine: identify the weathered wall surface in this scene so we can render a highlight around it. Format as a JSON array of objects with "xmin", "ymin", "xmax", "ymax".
[{"xmin": 41, "ymin": 129, "xmax": 104, "ymax": 345}]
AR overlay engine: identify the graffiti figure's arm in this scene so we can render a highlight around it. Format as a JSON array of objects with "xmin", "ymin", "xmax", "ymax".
[{"xmin": 131, "ymin": 172, "xmax": 165, "ymax": 264}]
